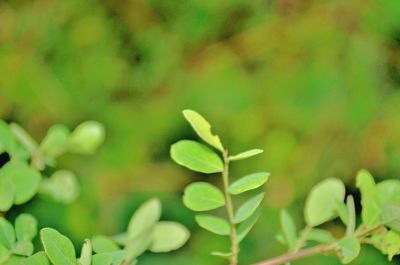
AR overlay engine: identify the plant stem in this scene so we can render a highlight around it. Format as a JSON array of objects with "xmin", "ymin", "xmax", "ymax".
[{"xmin": 222, "ymin": 150, "xmax": 239, "ymax": 265}]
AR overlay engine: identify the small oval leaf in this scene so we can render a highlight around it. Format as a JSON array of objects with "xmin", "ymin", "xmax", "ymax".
[
  {"xmin": 15, "ymin": 214, "xmax": 37, "ymax": 241},
  {"xmin": 195, "ymin": 215, "xmax": 230, "ymax": 235},
  {"xmin": 149, "ymin": 221, "xmax": 190, "ymax": 252},
  {"xmin": 40, "ymin": 228, "xmax": 76, "ymax": 265},
  {"xmin": 228, "ymin": 149, "xmax": 263, "ymax": 161},
  {"xmin": 183, "ymin": 182, "xmax": 225, "ymax": 211},
  {"xmin": 229, "ymin": 172, "xmax": 270, "ymax": 195},
  {"xmin": 233, "ymin": 193, "xmax": 265, "ymax": 224},
  {"xmin": 127, "ymin": 198, "xmax": 161, "ymax": 240}
]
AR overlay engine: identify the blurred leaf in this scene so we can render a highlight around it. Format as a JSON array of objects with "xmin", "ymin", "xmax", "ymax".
[
  {"xmin": 211, "ymin": 251, "xmax": 233, "ymax": 259},
  {"xmin": 381, "ymin": 204, "xmax": 400, "ymax": 232},
  {"xmin": 12, "ymin": 240, "xmax": 33, "ymax": 256},
  {"xmin": 304, "ymin": 178, "xmax": 345, "ymax": 226},
  {"xmin": 183, "ymin": 182, "xmax": 225, "ymax": 211},
  {"xmin": 68, "ymin": 121, "xmax": 105, "ymax": 154},
  {"xmin": 228, "ymin": 149, "xmax": 263, "ymax": 161},
  {"xmin": 0, "ymin": 178, "xmax": 14, "ymax": 212},
  {"xmin": 15, "ymin": 214, "xmax": 37, "ymax": 242},
  {"xmin": 237, "ymin": 210, "xmax": 260, "ymax": 243},
  {"xmin": 149, "ymin": 221, "xmax": 190, "ymax": 252},
  {"xmin": 39, "ymin": 170, "xmax": 79, "ymax": 204},
  {"xmin": 22, "ymin": 251, "xmax": 50, "ymax": 265},
  {"xmin": 233, "ymin": 193, "xmax": 264, "ymax": 224},
  {"xmin": 345, "ymin": 195, "xmax": 356, "ymax": 236},
  {"xmin": 337, "ymin": 236, "xmax": 360, "ymax": 264},
  {"xmin": 195, "ymin": 215, "xmax": 230, "ymax": 235},
  {"xmin": 182, "ymin": 109, "xmax": 223, "ymax": 151},
  {"xmin": 125, "ymin": 233, "xmax": 152, "ymax": 262},
  {"xmin": 78, "ymin": 239, "xmax": 92, "ymax": 265},
  {"xmin": 92, "ymin": 235, "xmax": 119, "ymax": 253},
  {"xmin": 377, "ymin": 180, "xmax": 400, "ymax": 204},
  {"xmin": 0, "ymin": 120, "xmax": 16, "ymax": 157},
  {"xmin": 280, "ymin": 209, "xmax": 297, "ymax": 251},
  {"xmin": 39, "ymin": 124, "xmax": 70, "ymax": 161},
  {"xmin": 0, "ymin": 217, "xmax": 15, "ymax": 250},
  {"xmin": 356, "ymin": 169, "xmax": 381, "ymax": 228},
  {"xmin": 305, "ymin": 228, "xmax": 335, "ymax": 243},
  {"xmin": 170, "ymin": 140, "xmax": 223, "ymax": 174},
  {"xmin": 40, "ymin": 228, "xmax": 76, "ymax": 265},
  {"xmin": 383, "ymin": 230, "xmax": 400, "ymax": 261},
  {"xmin": 92, "ymin": 251, "xmax": 124, "ymax": 265},
  {"xmin": 111, "ymin": 233, "xmax": 127, "ymax": 246},
  {"xmin": 336, "ymin": 201, "xmax": 349, "ymax": 226},
  {"xmin": 228, "ymin": 172, "xmax": 269, "ymax": 195},
  {"xmin": 127, "ymin": 198, "xmax": 161, "ymax": 240}
]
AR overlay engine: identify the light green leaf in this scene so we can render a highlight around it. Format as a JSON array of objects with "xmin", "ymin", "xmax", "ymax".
[
  {"xmin": 337, "ymin": 236, "xmax": 360, "ymax": 264},
  {"xmin": 10, "ymin": 123, "xmax": 38, "ymax": 155},
  {"xmin": 149, "ymin": 221, "xmax": 190, "ymax": 252},
  {"xmin": 39, "ymin": 170, "xmax": 79, "ymax": 204},
  {"xmin": 78, "ymin": 239, "xmax": 92, "ymax": 265},
  {"xmin": 127, "ymin": 198, "xmax": 161, "ymax": 240},
  {"xmin": 336, "ymin": 201, "xmax": 349, "ymax": 226},
  {"xmin": 0, "ymin": 120, "xmax": 17, "ymax": 156},
  {"xmin": 68, "ymin": 121, "xmax": 105, "ymax": 154},
  {"xmin": 0, "ymin": 217, "xmax": 15, "ymax": 250},
  {"xmin": 381, "ymin": 204, "xmax": 400, "ymax": 232},
  {"xmin": 39, "ymin": 125, "xmax": 70, "ymax": 160},
  {"xmin": 15, "ymin": 214, "xmax": 37, "ymax": 241},
  {"xmin": 228, "ymin": 149, "xmax": 263, "ymax": 161},
  {"xmin": 183, "ymin": 182, "xmax": 225, "ymax": 211},
  {"xmin": 195, "ymin": 215, "xmax": 230, "ymax": 235},
  {"xmin": 22, "ymin": 251, "xmax": 50, "ymax": 265},
  {"xmin": 383, "ymin": 230, "xmax": 400, "ymax": 261},
  {"xmin": 12, "ymin": 240, "xmax": 33, "ymax": 256},
  {"xmin": 125, "ymin": 233, "xmax": 152, "ymax": 262},
  {"xmin": 0, "ymin": 178, "xmax": 14, "ymax": 211},
  {"xmin": 305, "ymin": 228, "xmax": 335, "ymax": 243},
  {"xmin": 111, "ymin": 233, "xmax": 127, "ymax": 246},
  {"xmin": 356, "ymin": 169, "xmax": 381, "ymax": 228},
  {"xmin": 92, "ymin": 253, "xmax": 113, "ymax": 265},
  {"xmin": 92, "ymin": 235, "xmax": 119, "ymax": 253},
  {"xmin": 229, "ymin": 172, "xmax": 269, "ymax": 195},
  {"xmin": 0, "ymin": 241, "xmax": 9, "ymax": 261},
  {"xmin": 7, "ymin": 255, "xmax": 25, "ymax": 265},
  {"xmin": 40, "ymin": 228, "xmax": 76, "ymax": 265},
  {"xmin": 280, "ymin": 209, "xmax": 297, "ymax": 251},
  {"xmin": 233, "ymin": 193, "xmax": 265, "ymax": 224},
  {"xmin": 0, "ymin": 161, "xmax": 42, "ymax": 205},
  {"xmin": 345, "ymin": 195, "xmax": 356, "ymax": 236},
  {"xmin": 377, "ymin": 180, "xmax": 400, "ymax": 205},
  {"xmin": 170, "ymin": 140, "xmax": 223, "ymax": 174},
  {"xmin": 304, "ymin": 178, "xmax": 345, "ymax": 226},
  {"xmin": 182, "ymin": 109, "xmax": 224, "ymax": 151},
  {"xmin": 237, "ymin": 210, "xmax": 260, "ymax": 243}
]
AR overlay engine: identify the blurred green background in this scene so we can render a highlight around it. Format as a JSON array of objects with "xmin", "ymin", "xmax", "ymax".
[{"xmin": 1, "ymin": 0, "xmax": 400, "ymax": 264}]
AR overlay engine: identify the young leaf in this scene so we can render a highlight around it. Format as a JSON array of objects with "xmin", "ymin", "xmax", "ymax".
[
  {"xmin": 12, "ymin": 240, "xmax": 34, "ymax": 256},
  {"xmin": 40, "ymin": 228, "xmax": 76, "ymax": 265},
  {"xmin": 15, "ymin": 214, "xmax": 37, "ymax": 241},
  {"xmin": 149, "ymin": 221, "xmax": 190, "ymax": 252},
  {"xmin": 170, "ymin": 140, "xmax": 223, "ymax": 174},
  {"xmin": 280, "ymin": 209, "xmax": 297, "ymax": 251},
  {"xmin": 78, "ymin": 239, "xmax": 92, "ymax": 265},
  {"xmin": 39, "ymin": 170, "xmax": 79, "ymax": 204},
  {"xmin": 233, "ymin": 193, "xmax": 265, "ymax": 224},
  {"xmin": 383, "ymin": 230, "xmax": 400, "ymax": 261},
  {"xmin": 305, "ymin": 228, "xmax": 335, "ymax": 243},
  {"xmin": 381, "ymin": 204, "xmax": 400, "ymax": 232},
  {"xmin": 182, "ymin": 109, "xmax": 224, "ymax": 151},
  {"xmin": 68, "ymin": 121, "xmax": 105, "ymax": 154},
  {"xmin": 304, "ymin": 178, "xmax": 345, "ymax": 226},
  {"xmin": 337, "ymin": 236, "xmax": 360, "ymax": 264},
  {"xmin": 195, "ymin": 215, "xmax": 230, "ymax": 235},
  {"xmin": 0, "ymin": 161, "xmax": 41, "ymax": 205},
  {"xmin": 237, "ymin": 210, "xmax": 260, "ymax": 243},
  {"xmin": 228, "ymin": 149, "xmax": 263, "ymax": 161},
  {"xmin": 345, "ymin": 195, "xmax": 356, "ymax": 236},
  {"xmin": 183, "ymin": 182, "xmax": 225, "ymax": 211},
  {"xmin": 356, "ymin": 169, "xmax": 381, "ymax": 228},
  {"xmin": 229, "ymin": 172, "xmax": 270, "ymax": 195},
  {"xmin": 127, "ymin": 198, "xmax": 161, "ymax": 240},
  {"xmin": 335, "ymin": 201, "xmax": 349, "ymax": 226},
  {"xmin": 92, "ymin": 235, "xmax": 120, "ymax": 253},
  {"xmin": 39, "ymin": 124, "xmax": 70, "ymax": 160},
  {"xmin": 0, "ymin": 217, "xmax": 15, "ymax": 250},
  {"xmin": 22, "ymin": 251, "xmax": 50, "ymax": 265},
  {"xmin": 0, "ymin": 178, "xmax": 14, "ymax": 212}
]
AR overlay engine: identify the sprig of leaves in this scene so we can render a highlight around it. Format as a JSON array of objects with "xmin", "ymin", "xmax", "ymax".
[{"xmin": 170, "ymin": 110, "xmax": 268, "ymax": 265}]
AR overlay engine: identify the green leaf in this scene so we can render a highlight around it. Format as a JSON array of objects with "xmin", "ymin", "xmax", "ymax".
[
  {"xmin": 383, "ymin": 230, "xmax": 400, "ymax": 261},
  {"xmin": 183, "ymin": 182, "xmax": 225, "ymax": 211},
  {"xmin": 305, "ymin": 228, "xmax": 335, "ymax": 243},
  {"xmin": 229, "ymin": 172, "xmax": 270, "ymax": 195},
  {"xmin": 0, "ymin": 120, "xmax": 17, "ymax": 156},
  {"xmin": 182, "ymin": 109, "xmax": 223, "ymax": 151},
  {"xmin": 92, "ymin": 251, "xmax": 124, "ymax": 265},
  {"xmin": 0, "ymin": 178, "xmax": 14, "ymax": 211},
  {"xmin": 92, "ymin": 235, "xmax": 119, "ymax": 253},
  {"xmin": 111, "ymin": 233, "xmax": 127, "ymax": 246},
  {"xmin": 78, "ymin": 239, "xmax": 92, "ymax": 265},
  {"xmin": 40, "ymin": 228, "xmax": 76, "ymax": 265},
  {"xmin": 170, "ymin": 140, "xmax": 223, "ymax": 174},
  {"xmin": 337, "ymin": 236, "xmax": 361, "ymax": 264},
  {"xmin": 0, "ymin": 161, "xmax": 42, "ymax": 205},
  {"xmin": 39, "ymin": 125, "xmax": 70, "ymax": 160},
  {"xmin": 377, "ymin": 180, "xmax": 400, "ymax": 204},
  {"xmin": 68, "ymin": 121, "xmax": 105, "ymax": 154},
  {"xmin": 39, "ymin": 170, "xmax": 79, "ymax": 204},
  {"xmin": 149, "ymin": 221, "xmax": 190, "ymax": 252},
  {"xmin": 125, "ymin": 233, "xmax": 152, "ymax": 262},
  {"xmin": 0, "ymin": 242, "xmax": 9, "ymax": 261},
  {"xmin": 9, "ymin": 123, "xmax": 38, "ymax": 155},
  {"xmin": 381, "ymin": 204, "xmax": 400, "ymax": 232},
  {"xmin": 127, "ymin": 198, "xmax": 161, "ymax": 240},
  {"xmin": 15, "ymin": 214, "xmax": 37, "ymax": 241},
  {"xmin": 356, "ymin": 169, "xmax": 381, "ymax": 228},
  {"xmin": 0, "ymin": 217, "xmax": 15, "ymax": 250},
  {"xmin": 22, "ymin": 251, "xmax": 50, "ymax": 265},
  {"xmin": 304, "ymin": 178, "xmax": 345, "ymax": 226},
  {"xmin": 233, "ymin": 193, "xmax": 265, "ymax": 224},
  {"xmin": 345, "ymin": 195, "xmax": 356, "ymax": 236},
  {"xmin": 12, "ymin": 240, "xmax": 34, "ymax": 256},
  {"xmin": 195, "ymin": 215, "xmax": 230, "ymax": 235},
  {"xmin": 228, "ymin": 149, "xmax": 263, "ymax": 161},
  {"xmin": 211, "ymin": 251, "xmax": 233, "ymax": 259},
  {"xmin": 336, "ymin": 201, "xmax": 349, "ymax": 226},
  {"xmin": 280, "ymin": 209, "xmax": 297, "ymax": 251},
  {"xmin": 237, "ymin": 210, "xmax": 260, "ymax": 243}
]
